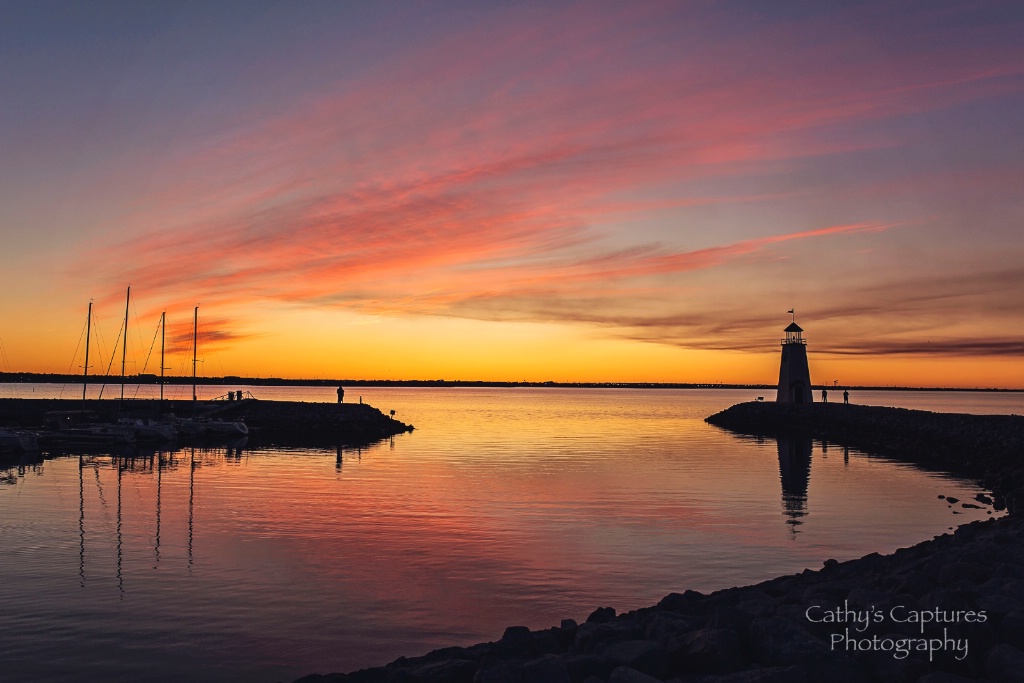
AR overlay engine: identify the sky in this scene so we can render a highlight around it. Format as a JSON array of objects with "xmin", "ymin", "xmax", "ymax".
[{"xmin": 1, "ymin": 0, "xmax": 1022, "ymax": 387}]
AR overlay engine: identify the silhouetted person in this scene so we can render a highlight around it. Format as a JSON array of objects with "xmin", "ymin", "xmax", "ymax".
[
  {"xmin": 337, "ymin": 387, "xmax": 344, "ymax": 403},
  {"xmin": 843, "ymin": 389, "xmax": 849, "ymax": 404},
  {"xmin": 821, "ymin": 388, "xmax": 828, "ymax": 403}
]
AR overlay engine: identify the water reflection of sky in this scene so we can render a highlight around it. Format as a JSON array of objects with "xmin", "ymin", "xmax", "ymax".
[{"xmin": 0, "ymin": 387, "xmax": 1003, "ymax": 682}]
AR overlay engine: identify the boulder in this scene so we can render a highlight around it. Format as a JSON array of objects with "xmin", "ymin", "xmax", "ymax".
[
  {"xmin": 607, "ymin": 666, "xmax": 663, "ymax": 683},
  {"xmin": 985, "ymin": 643, "xmax": 1024, "ymax": 682},
  {"xmin": 596, "ymin": 639, "xmax": 669, "ymax": 678},
  {"xmin": 587, "ymin": 606, "xmax": 617, "ymax": 624}
]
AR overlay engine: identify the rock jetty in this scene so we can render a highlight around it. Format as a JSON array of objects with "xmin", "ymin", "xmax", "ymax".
[
  {"xmin": 0, "ymin": 397, "xmax": 413, "ymax": 448},
  {"xmin": 295, "ymin": 401, "xmax": 1024, "ymax": 683},
  {"xmin": 705, "ymin": 401, "xmax": 1024, "ymax": 513},
  {"xmin": 205, "ymin": 398, "xmax": 413, "ymax": 446}
]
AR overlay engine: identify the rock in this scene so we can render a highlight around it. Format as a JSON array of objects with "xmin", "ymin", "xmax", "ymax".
[
  {"xmin": 587, "ymin": 606, "xmax": 617, "ymax": 624},
  {"xmin": 657, "ymin": 590, "xmax": 703, "ymax": 612},
  {"xmin": 607, "ymin": 666, "xmax": 663, "ymax": 683},
  {"xmin": 574, "ymin": 620, "xmax": 645, "ymax": 654},
  {"xmin": 643, "ymin": 611, "xmax": 703, "ymax": 644},
  {"xmin": 844, "ymin": 586, "xmax": 891, "ymax": 608},
  {"xmin": 520, "ymin": 655, "xmax": 570, "ymax": 683},
  {"xmin": 999, "ymin": 610, "xmax": 1024, "ymax": 648},
  {"xmin": 500, "ymin": 626, "xmax": 532, "ymax": 651},
  {"xmin": 749, "ymin": 617, "xmax": 828, "ymax": 667},
  {"xmin": 917, "ymin": 672, "xmax": 976, "ymax": 683},
  {"xmin": 411, "ymin": 659, "xmax": 476, "ymax": 682},
  {"xmin": 975, "ymin": 593, "xmax": 1024, "ymax": 618},
  {"xmin": 706, "ymin": 666, "xmax": 810, "ymax": 683},
  {"xmin": 597, "ymin": 639, "xmax": 669, "ymax": 678},
  {"xmin": 474, "ymin": 660, "xmax": 521, "ymax": 683},
  {"xmin": 801, "ymin": 579, "xmax": 856, "ymax": 605},
  {"xmin": 668, "ymin": 627, "xmax": 745, "ymax": 675},
  {"xmin": 858, "ymin": 651, "xmax": 928, "ymax": 683},
  {"xmin": 727, "ymin": 593, "xmax": 777, "ymax": 620},
  {"xmin": 937, "ymin": 560, "xmax": 988, "ymax": 585},
  {"xmin": 985, "ymin": 643, "xmax": 1024, "ymax": 682},
  {"xmin": 564, "ymin": 654, "xmax": 610, "ymax": 682}
]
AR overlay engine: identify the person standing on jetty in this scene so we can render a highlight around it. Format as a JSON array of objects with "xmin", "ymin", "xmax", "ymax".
[
  {"xmin": 337, "ymin": 386, "xmax": 344, "ymax": 403},
  {"xmin": 844, "ymin": 389, "xmax": 849, "ymax": 404},
  {"xmin": 821, "ymin": 388, "xmax": 828, "ymax": 402}
]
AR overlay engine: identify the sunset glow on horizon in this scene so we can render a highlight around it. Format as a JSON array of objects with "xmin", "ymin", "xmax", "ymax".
[{"xmin": 1, "ymin": 1, "xmax": 1022, "ymax": 388}]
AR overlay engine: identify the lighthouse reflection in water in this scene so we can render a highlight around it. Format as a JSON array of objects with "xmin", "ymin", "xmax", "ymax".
[{"xmin": 777, "ymin": 433, "xmax": 812, "ymax": 534}]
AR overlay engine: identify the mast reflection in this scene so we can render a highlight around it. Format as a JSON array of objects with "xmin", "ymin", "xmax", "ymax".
[
  {"xmin": 189, "ymin": 448, "xmax": 195, "ymax": 568},
  {"xmin": 70, "ymin": 445, "xmax": 241, "ymax": 589},
  {"xmin": 155, "ymin": 451, "xmax": 162, "ymax": 568}
]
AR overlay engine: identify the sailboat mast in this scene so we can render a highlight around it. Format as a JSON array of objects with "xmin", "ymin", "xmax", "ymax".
[
  {"xmin": 82, "ymin": 301, "xmax": 93, "ymax": 405},
  {"xmin": 120, "ymin": 285, "xmax": 130, "ymax": 403},
  {"xmin": 160, "ymin": 311, "xmax": 166, "ymax": 403},
  {"xmin": 192, "ymin": 306, "xmax": 198, "ymax": 402}
]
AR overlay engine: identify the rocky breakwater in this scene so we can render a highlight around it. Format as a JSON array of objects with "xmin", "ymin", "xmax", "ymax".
[
  {"xmin": 0, "ymin": 397, "xmax": 413, "ymax": 448},
  {"xmin": 297, "ymin": 514, "xmax": 1024, "ymax": 683},
  {"xmin": 210, "ymin": 399, "xmax": 414, "ymax": 447},
  {"xmin": 705, "ymin": 401, "xmax": 1024, "ymax": 514}
]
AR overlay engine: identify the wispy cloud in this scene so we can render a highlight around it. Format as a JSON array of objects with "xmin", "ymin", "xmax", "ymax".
[{"xmin": 69, "ymin": 1, "xmax": 1024, "ymax": 362}]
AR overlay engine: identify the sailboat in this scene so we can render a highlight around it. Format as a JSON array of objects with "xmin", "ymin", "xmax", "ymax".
[
  {"xmin": 0, "ymin": 429, "xmax": 38, "ymax": 453},
  {"xmin": 117, "ymin": 303, "xmax": 177, "ymax": 442},
  {"xmin": 43, "ymin": 299, "xmax": 136, "ymax": 449},
  {"xmin": 174, "ymin": 306, "xmax": 248, "ymax": 439}
]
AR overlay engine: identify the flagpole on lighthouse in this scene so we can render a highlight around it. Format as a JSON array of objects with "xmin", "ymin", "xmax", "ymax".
[{"xmin": 788, "ymin": 309, "xmax": 795, "ymax": 323}]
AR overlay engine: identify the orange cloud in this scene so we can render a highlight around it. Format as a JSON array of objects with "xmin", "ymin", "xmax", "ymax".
[{"xmin": 66, "ymin": 1, "xmax": 1024, "ymax": 372}]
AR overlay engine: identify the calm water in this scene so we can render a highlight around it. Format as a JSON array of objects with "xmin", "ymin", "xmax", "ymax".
[{"xmin": 0, "ymin": 385, "xmax": 1012, "ymax": 682}]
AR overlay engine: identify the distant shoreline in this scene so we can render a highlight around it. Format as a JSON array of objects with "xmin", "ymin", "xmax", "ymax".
[{"xmin": 0, "ymin": 372, "xmax": 1021, "ymax": 392}]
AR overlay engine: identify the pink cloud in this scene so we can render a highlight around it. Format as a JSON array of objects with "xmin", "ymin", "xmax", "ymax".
[{"xmin": 73, "ymin": 2, "xmax": 1024, "ymax": 354}]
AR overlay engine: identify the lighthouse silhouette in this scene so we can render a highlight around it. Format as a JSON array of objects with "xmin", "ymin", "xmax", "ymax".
[{"xmin": 776, "ymin": 316, "xmax": 813, "ymax": 403}]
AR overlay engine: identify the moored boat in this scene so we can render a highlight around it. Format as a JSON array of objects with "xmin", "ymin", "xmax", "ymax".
[
  {"xmin": 41, "ymin": 411, "xmax": 136, "ymax": 448},
  {"xmin": 118, "ymin": 417, "xmax": 177, "ymax": 442},
  {"xmin": 0, "ymin": 429, "xmax": 40, "ymax": 453},
  {"xmin": 175, "ymin": 416, "xmax": 248, "ymax": 439}
]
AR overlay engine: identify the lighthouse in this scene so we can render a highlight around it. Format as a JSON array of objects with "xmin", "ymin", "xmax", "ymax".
[{"xmin": 776, "ymin": 320, "xmax": 813, "ymax": 403}]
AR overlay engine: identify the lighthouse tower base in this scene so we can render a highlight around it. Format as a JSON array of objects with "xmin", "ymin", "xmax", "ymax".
[{"xmin": 777, "ymin": 343, "xmax": 812, "ymax": 404}]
